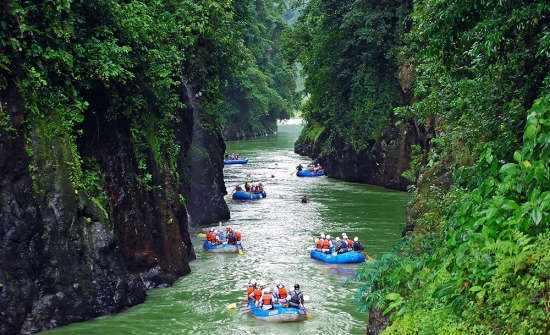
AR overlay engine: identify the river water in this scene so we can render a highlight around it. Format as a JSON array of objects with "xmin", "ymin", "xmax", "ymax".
[{"xmin": 46, "ymin": 123, "xmax": 408, "ymax": 335}]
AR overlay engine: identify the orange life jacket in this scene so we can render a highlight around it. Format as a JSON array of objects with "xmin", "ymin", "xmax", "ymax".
[
  {"xmin": 206, "ymin": 231, "xmax": 211, "ymax": 241},
  {"xmin": 236, "ymin": 232, "xmax": 241, "ymax": 241},
  {"xmin": 254, "ymin": 289, "xmax": 262, "ymax": 301},
  {"xmin": 316, "ymin": 239, "xmax": 323, "ymax": 249},
  {"xmin": 347, "ymin": 239, "xmax": 353, "ymax": 248},
  {"xmin": 247, "ymin": 286, "xmax": 254, "ymax": 297},
  {"xmin": 263, "ymin": 293, "xmax": 273, "ymax": 305},
  {"xmin": 323, "ymin": 239, "xmax": 330, "ymax": 249},
  {"xmin": 309, "ymin": 167, "xmax": 314, "ymax": 172},
  {"xmin": 278, "ymin": 287, "xmax": 287, "ymax": 299}
]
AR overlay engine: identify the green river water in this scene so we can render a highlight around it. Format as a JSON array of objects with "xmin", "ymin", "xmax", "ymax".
[{"xmin": 46, "ymin": 123, "xmax": 409, "ymax": 335}]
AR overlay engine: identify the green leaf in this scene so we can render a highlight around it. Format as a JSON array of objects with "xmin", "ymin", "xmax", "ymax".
[
  {"xmin": 502, "ymin": 200, "xmax": 519, "ymax": 211},
  {"xmin": 385, "ymin": 292, "xmax": 402, "ymax": 301},
  {"xmin": 500, "ymin": 163, "xmax": 518, "ymax": 175}
]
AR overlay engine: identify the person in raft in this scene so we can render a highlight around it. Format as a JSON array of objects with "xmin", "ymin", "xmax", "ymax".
[
  {"xmin": 274, "ymin": 280, "xmax": 289, "ymax": 304},
  {"xmin": 247, "ymin": 279, "xmax": 257, "ymax": 302},
  {"xmin": 353, "ymin": 236, "xmax": 364, "ymax": 251},
  {"xmin": 250, "ymin": 281, "xmax": 266, "ymax": 304},
  {"xmin": 296, "ymin": 163, "xmax": 303, "ymax": 171},
  {"xmin": 234, "ymin": 184, "xmax": 243, "ymax": 192},
  {"xmin": 258, "ymin": 287, "xmax": 275, "ymax": 310},
  {"xmin": 322, "ymin": 234, "xmax": 333, "ymax": 253},
  {"xmin": 315, "ymin": 233, "xmax": 325, "ymax": 251},
  {"xmin": 244, "ymin": 181, "xmax": 251, "ymax": 192},
  {"xmin": 301, "ymin": 195, "xmax": 308, "ymax": 203},
  {"xmin": 288, "ymin": 284, "xmax": 305, "ymax": 309},
  {"xmin": 335, "ymin": 236, "xmax": 349, "ymax": 254}
]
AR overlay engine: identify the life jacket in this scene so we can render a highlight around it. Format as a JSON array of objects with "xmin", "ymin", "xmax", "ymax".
[
  {"xmin": 207, "ymin": 232, "xmax": 216, "ymax": 243},
  {"xmin": 236, "ymin": 232, "xmax": 241, "ymax": 241},
  {"xmin": 253, "ymin": 289, "xmax": 262, "ymax": 301},
  {"xmin": 322, "ymin": 239, "xmax": 330, "ymax": 249},
  {"xmin": 309, "ymin": 167, "xmax": 315, "ymax": 172},
  {"xmin": 316, "ymin": 239, "xmax": 323, "ymax": 249},
  {"xmin": 347, "ymin": 239, "xmax": 353, "ymax": 248},
  {"xmin": 263, "ymin": 293, "xmax": 273, "ymax": 305},
  {"xmin": 278, "ymin": 287, "xmax": 287, "ymax": 299},
  {"xmin": 247, "ymin": 286, "xmax": 254, "ymax": 297}
]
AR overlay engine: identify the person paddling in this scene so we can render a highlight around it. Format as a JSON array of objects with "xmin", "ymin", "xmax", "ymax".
[{"xmin": 288, "ymin": 284, "xmax": 305, "ymax": 309}]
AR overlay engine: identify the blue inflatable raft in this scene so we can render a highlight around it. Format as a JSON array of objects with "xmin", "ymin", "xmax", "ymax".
[
  {"xmin": 232, "ymin": 191, "xmax": 267, "ymax": 200},
  {"xmin": 203, "ymin": 241, "xmax": 239, "ymax": 253},
  {"xmin": 247, "ymin": 302, "xmax": 307, "ymax": 322},
  {"xmin": 224, "ymin": 158, "xmax": 248, "ymax": 165},
  {"xmin": 296, "ymin": 169, "xmax": 325, "ymax": 177},
  {"xmin": 310, "ymin": 249, "xmax": 365, "ymax": 264}
]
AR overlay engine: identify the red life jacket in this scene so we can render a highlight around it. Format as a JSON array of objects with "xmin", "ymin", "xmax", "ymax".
[
  {"xmin": 323, "ymin": 239, "xmax": 330, "ymax": 249},
  {"xmin": 263, "ymin": 293, "xmax": 273, "ymax": 305},
  {"xmin": 316, "ymin": 239, "xmax": 323, "ymax": 249},
  {"xmin": 254, "ymin": 289, "xmax": 262, "ymax": 301},
  {"xmin": 247, "ymin": 286, "xmax": 254, "ymax": 297},
  {"xmin": 236, "ymin": 232, "xmax": 241, "ymax": 241},
  {"xmin": 347, "ymin": 239, "xmax": 353, "ymax": 248},
  {"xmin": 278, "ymin": 287, "xmax": 287, "ymax": 299}
]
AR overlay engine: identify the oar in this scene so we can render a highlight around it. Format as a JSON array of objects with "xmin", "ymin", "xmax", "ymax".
[
  {"xmin": 238, "ymin": 244, "xmax": 244, "ymax": 255},
  {"xmin": 365, "ymin": 253, "xmax": 374, "ymax": 262},
  {"xmin": 226, "ymin": 301, "xmax": 248, "ymax": 310},
  {"xmin": 197, "ymin": 233, "xmax": 206, "ymax": 238},
  {"xmin": 239, "ymin": 307, "xmax": 252, "ymax": 314}
]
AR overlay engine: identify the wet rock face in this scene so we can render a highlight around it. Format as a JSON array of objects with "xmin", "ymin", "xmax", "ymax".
[
  {"xmin": 0, "ymin": 85, "xmax": 146, "ymax": 334},
  {"xmin": 180, "ymin": 81, "xmax": 230, "ymax": 226},
  {"xmin": 295, "ymin": 119, "xmax": 433, "ymax": 191}
]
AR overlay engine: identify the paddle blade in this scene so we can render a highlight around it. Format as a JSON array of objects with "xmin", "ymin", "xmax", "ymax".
[
  {"xmin": 332, "ymin": 252, "xmax": 337, "ymax": 256},
  {"xmin": 306, "ymin": 312, "xmax": 312, "ymax": 319},
  {"xmin": 226, "ymin": 302, "xmax": 237, "ymax": 310},
  {"xmin": 238, "ymin": 248, "xmax": 244, "ymax": 255},
  {"xmin": 198, "ymin": 233, "xmax": 206, "ymax": 238}
]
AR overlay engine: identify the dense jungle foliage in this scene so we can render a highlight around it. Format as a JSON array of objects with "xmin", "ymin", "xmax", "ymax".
[
  {"xmin": 284, "ymin": 0, "xmax": 411, "ymax": 152},
  {"xmin": 287, "ymin": 0, "xmax": 550, "ymax": 333},
  {"xmin": 220, "ymin": 0, "xmax": 299, "ymax": 138},
  {"xmin": 0, "ymin": 0, "xmax": 295, "ymax": 202}
]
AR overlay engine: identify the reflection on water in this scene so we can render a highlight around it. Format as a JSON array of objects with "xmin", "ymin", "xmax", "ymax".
[{"xmin": 45, "ymin": 124, "xmax": 408, "ymax": 335}]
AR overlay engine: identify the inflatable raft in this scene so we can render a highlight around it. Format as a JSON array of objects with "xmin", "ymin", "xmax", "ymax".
[
  {"xmin": 310, "ymin": 249, "xmax": 365, "ymax": 264},
  {"xmin": 296, "ymin": 169, "xmax": 325, "ymax": 177},
  {"xmin": 224, "ymin": 158, "xmax": 248, "ymax": 165},
  {"xmin": 203, "ymin": 241, "xmax": 239, "ymax": 253},
  {"xmin": 232, "ymin": 191, "xmax": 267, "ymax": 200},
  {"xmin": 247, "ymin": 302, "xmax": 307, "ymax": 322}
]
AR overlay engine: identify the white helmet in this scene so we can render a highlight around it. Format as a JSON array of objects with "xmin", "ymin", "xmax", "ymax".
[
  {"xmin": 320, "ymin": 233, "xmax": 325, "ymax": 239},
  {"xmin": 335, "ymin": 237, "xmax": 340, "ymax": 241},
  {"xmin": 342, "ymin": 232, "xmax": 347, "ymax": 238},
  {"xmin": 260, "ymin": 281, "xmax": 266, "ymax": 287},
  {"xmin": 210, "ymin": 227, "xmax": 215, "ymax": 232},
  {"xmin": 354, "ymin": 236, "xmax": 358, "ymax": 242},
  {"xmin": 314, "ymin": 238, "xmax": 319, "ymax": 243},
  {"xmin": 274, "ymin": 280, "xmax": 281, "ymax": 286},
  {"xmin": 326, "ymin": 234, "xmax": 331, "ymax": 239}
]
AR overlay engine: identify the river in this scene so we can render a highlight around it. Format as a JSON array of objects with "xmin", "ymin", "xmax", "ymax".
[{"xmin": 45, "ymin": 123, "xmax": 408, "ymax": 335}]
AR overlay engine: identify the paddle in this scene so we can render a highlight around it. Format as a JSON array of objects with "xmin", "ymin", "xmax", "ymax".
[
  {"xmin": 226, "ymin": 301, "xmax": 248, "ymax": 310},
  {"xmin": 238, "ymin": 243, "xmax": 244, "ymax": 255},
  {"xmin": 197, "ymin": 233, "xmax": 206, "ymax": 238},
  {"xmin": 365, "ymin": 253, "xmax": 374, "ymax": 262}
]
